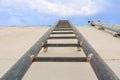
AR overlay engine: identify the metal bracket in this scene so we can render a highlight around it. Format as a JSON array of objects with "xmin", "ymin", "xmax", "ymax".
[
  {"xmin": 86, "ymin": 53, "xmax": 93, "ymax": 62},
  {"xmin": 30, "ymin": 54, "xmax": 35, "ymax": 62},
  {"xmin": 113, "ymin": 33, "xmax": 120, "ymax": 37},
  {"xmin": 98, "ymin": 27, "xmax": 104, "ymax": 30}
]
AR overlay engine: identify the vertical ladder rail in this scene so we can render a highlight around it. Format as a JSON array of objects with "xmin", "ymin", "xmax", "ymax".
[
  {"xmin": 68, "ymin": 21, "xmax": 119, "ymax": 80},
  {"xmin": 0, "ymin": 21, "xmax": 58, "ymax": 80}
]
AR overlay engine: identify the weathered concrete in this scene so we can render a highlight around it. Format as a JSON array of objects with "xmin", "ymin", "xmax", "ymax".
[
  {"xmin": 23, "ymin": 62, "xmax": 97, "ymax": 80},
  {"xmin": 77, "ymin": 25, "xmax": 120, "ymax": 79},
  {"xmin": 0, "ymin": 25, "xmax": 120, "ymax": 80},
  {"xmin": 77, "ymin": 26, "xmax": 120, "ymax": 60},
  {"xmin": 0, "ymin": 26, "xmax": 50, "ymax": 77}
]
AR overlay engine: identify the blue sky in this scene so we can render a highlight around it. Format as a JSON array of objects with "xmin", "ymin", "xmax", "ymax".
[{"xmin": 0, "ymin": 0, "xmax": 120, "ymax": 25}]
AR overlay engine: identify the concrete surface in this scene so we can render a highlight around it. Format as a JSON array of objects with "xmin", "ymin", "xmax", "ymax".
[
  {"xmin": 77, "ymin": 26, "xmax": 120, "ymax": 59},
  {"xmin": 0, "ymin": 26, "xmax": 50, "ymax": 77},
  {"xmin": 23, "ymin": 62, "xmax": 97, "ymax": 80},
  {"xmin": 0, "ymin": 25, "xmax": 120, "ymax": 80},
  {"xmin": 23, "ymin": 29, "xmax": 97, "ymax": 80},
  {"xmin": 77, "ymin": 25, "xmax": 120, "ymax": 79}
]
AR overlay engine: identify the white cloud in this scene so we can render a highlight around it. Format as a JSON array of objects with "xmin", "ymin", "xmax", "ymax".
[
  {"xmin": 0, "ymin": 0, "xmax": 108, "ymax": 16},
  {"xmin": 28, "ymin": 0, "xmax": 99, "ymax": 16}
]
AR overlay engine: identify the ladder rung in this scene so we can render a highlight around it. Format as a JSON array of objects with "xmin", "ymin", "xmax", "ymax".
[
  {"xmin": 48, "ymin": 36, "xmax": 76, "ymax": 39},
  {"xmin": 47, "ymin": 43, "xmax": 78, "ymax": 47},
  {"xmin": 54, "ymin": 29, "xmax": 73, "ymax": 31},
  {"xmin": 51, "ymin": 32, "xmax": 74, "ymax": 34},
  {"xmin": 56, "ymin": 27, "xmax": 70, "ymax": 28},
  {"xmin": 55, "ymin": 28, "xmax": 72, "ymax": 29},
  {"xmin": 34, "ymin": 57, "xmax": 87, "ymax": 62}
]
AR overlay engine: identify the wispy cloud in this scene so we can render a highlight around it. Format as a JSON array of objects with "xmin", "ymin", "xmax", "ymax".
[
  {"xmin": 0, "ymin": 0, "xmax": 108, "ymax": 16},
  {"xmin": 0, "ymin": 0, "xmax": 115, "ymax": 25}
]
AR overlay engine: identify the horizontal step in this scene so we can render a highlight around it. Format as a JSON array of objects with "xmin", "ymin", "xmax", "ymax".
[
  {"xmin": 47, "ymin": 43, "xmax": 79, "ymax": 47},
  {"xmin": 34, "ymin": 57, "xmax": 87, "ymax": 62},
  {"xmin": 55, "ymin": 28, "xmax": 72, "ymax": 29},
  {"xmin": 51, "ymin": 32, "xmax": 74, "ymax": 34},
  {"xmin": 54, "ymin": 28, "xmax": 73, "ymax": 31},
  {"xmin": 56, "ymin": 27, "xmax": 70, "ymax": 28},
  {"xmin": 56, "ymin": 26, "xmax": 70, "ymax": 28},
  {"xmin": 48, "ymin": 36, "xmax": 76, "ymax": 39}
]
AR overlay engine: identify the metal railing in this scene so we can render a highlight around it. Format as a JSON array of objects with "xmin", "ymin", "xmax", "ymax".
[{"xmin": 88, "ymin": 20, "xmax": 120, "ymax": 36}]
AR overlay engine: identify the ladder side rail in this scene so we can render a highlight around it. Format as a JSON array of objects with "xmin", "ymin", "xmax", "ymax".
[
  {"xmin": 68, "ymin": 20, "xmax": 119, "ymax": 80},
  {"xmin": 0, "ymin": 21, "xmax": 59, "ymax": 80}
]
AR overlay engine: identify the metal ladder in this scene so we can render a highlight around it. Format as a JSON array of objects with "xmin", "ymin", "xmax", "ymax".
[
  {"xmin": 1, "ymin": 20, "xmax": 119, "ymax": 80},
  {"xmin": 35, "ymin": 20, "xmax": 86, "ymax": 62}
]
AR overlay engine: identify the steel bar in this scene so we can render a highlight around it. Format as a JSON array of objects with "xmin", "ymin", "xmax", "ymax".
[
  {"xmin": 0, "ymin": 21, "xmax": 59, "ymax": 80},
  {"xmin": 48, "ymin": 36, "xmax": 76, "ymax": 39},
  {"xmin": 55, "ymin": 28, "xmax": 72, "ymax": 29},
  {"xmin": 56, "ymin": 25, "xmax": 70, "ymax": 29},
  {"xmin": 51, "ymin": 32, "xmax": 74, "ymax": 34},
  {"xmin": 54, "ymin": 28, "xmax": 73, "ymax": 31},
  {"xmin": 56, "ymin": 27, "xmax": 70, "ymax": 28},
  {"xmin": 56, "ymin": 25, "xmax": 70, "ymax": 28},
  {"xmin": 89, "ymin": 20, "xmax": 120, "ymax": 34},
  {"xmin": 68, "ymin": 20, "xmax": 119, "ymax": 80},
  {"xmin": 47, "ymin": 43, "xmax": 78, "ymax": 47},
  {"xmin": 34, "ymin": 57, "xmax": 87, "ymax": 62}
]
